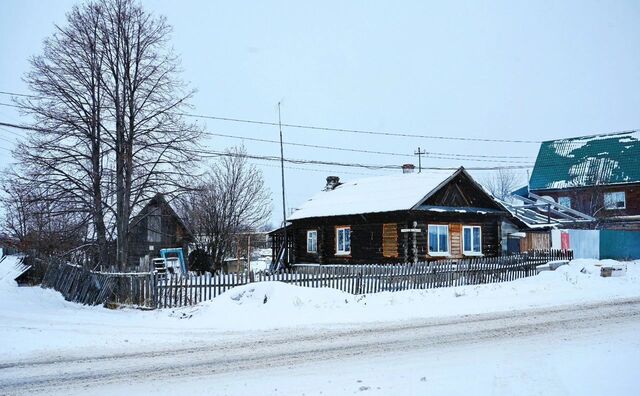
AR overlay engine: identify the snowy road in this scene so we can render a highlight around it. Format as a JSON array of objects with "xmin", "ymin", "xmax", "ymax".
[{"xmin": 1, "ymin": 298, "xmax": 639, "ymax": 395}]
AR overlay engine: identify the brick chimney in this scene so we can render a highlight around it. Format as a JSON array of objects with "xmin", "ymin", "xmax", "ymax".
[
  {"xmin": 325, "ymin": 176, "xmax": 341, "ymax": 191},
  {"xmin": 402, "ymin": 164, "xmax": 416, "ymax": 174}
]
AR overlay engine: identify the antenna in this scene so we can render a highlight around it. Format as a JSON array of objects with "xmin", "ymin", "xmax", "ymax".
[
  {"xmin": 414, "ymin": 147, "xmax": 427, "ymax": 173},
  {"xmin": 278, "ymin": 102, "xmax": 288, "ymax": 267}
]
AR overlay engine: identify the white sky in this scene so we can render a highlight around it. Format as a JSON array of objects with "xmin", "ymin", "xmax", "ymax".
[{"xmin": 1, "ymin": 0, "xmax": 639, "ymax": 226}]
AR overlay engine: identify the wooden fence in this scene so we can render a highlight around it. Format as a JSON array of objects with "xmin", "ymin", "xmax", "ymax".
[
  {"xmin": 42, "ymin": 250, "xmax": 572, "ymax": 309},
  {"xmin": 154, "ymin": 250, "xmax": 573, "ymax": 308},
  {"xmin": 41, "ymin": 260, "xmax": 155, "ymax": 307}
]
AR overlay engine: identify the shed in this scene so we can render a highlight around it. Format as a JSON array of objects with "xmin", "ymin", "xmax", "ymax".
[{"xmin": 127, "ymin": 193, "xmax": 193, "ymax": 269}]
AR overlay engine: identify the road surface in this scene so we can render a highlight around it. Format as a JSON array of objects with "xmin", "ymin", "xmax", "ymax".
[{"xmin": 1, "ymin": 298, "xmax": 639, "ymax": 395}]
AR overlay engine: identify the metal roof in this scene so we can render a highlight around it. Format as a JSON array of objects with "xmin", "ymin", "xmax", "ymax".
[{"xmin": 529, "ymin": 131, "xmax": 640, "ymax": 191}]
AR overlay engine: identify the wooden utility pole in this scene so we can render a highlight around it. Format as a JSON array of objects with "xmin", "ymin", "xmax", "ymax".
[
  {"xmin": 414, "ymin": 147, "xmax": 427, "ymax": 173},
  {"xmin": 278, "ymin": 102, "xmax": 288, "ymax": 268},
  {"xmin": 246, "ymin": 234, "xmax": 251, "ymax": 272}
]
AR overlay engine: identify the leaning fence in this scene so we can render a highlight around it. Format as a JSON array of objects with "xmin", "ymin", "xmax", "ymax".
[
  {"xmin": 41, "ymin": 260, "xmax": 155, "ymax": 307},
  {"xmin": 41, "ymin": 250, "xmax": 573, "ymax": 309}
]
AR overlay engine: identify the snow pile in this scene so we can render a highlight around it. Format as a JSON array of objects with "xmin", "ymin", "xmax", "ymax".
[
  {"xmin": 0, "ymin": 255, "xmax": 639, "ymax": 361},
  {"xmin": 182, "ymin": 258, "xmax": 640, "ymax": 329},
  {"xmin": 220, "ymin": 281, "xmax": 354, "ymax": 308}
]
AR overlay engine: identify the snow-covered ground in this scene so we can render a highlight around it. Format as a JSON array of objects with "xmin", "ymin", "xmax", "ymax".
[
  {"xmin": 0, "ymin": 255, "xmax": 639, "ymax": 395},
  {"xmin": 1, "ymin": 255, "xmax": 639, "ymax": 362}
]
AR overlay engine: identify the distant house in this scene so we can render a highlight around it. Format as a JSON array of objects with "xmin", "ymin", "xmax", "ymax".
[
  {"xmin": 526, "ymin": 131, "xmax": 640, "ymax": 230},
  {"xmin": 128, "ymin": 193, "xmax": 193, "ymax": 269},
  {"xmin": 273, "ymin": 167, "xmax": 526, "ymax": 265},
  {"xmin": 0, "ymin": 233, "xmax": 18, "ymax": 257}
]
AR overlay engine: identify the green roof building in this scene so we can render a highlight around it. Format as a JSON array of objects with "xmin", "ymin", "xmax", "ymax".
[
  {"xmin": 530, "ymin": 131, "xmax": 640, "ymax": 191},
  {"xmin": 527, "ymin": 131, "xmax": 640, "ymax": 230}
]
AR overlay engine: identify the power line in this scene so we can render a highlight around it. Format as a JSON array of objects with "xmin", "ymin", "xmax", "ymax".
[
  {"xmin": 250, "ymin": 160, "xmax": 391, "ymax": 177},
  {"xmin": 0, "ymin": 119, "xmax": 536, "ymax": 171},
  {"xmin": 5, "ymin": 118, "xmax": 640, "ymax": 174},
  {"xmin": 202, "ymin": 131, "xmax": 533, "ymax": 163},
  {"xmin": 0, "ymin": 90, "xmax": 37, "ymax": 98},
  {"xmin": 179, "ymin": 112, "xmax": 541, "ymax": 144},
  {"xmin": 0, "ymin": 111, "xmax": 535, "ymax": 163},
  {"xmin": 0, "ymin": 90, "xmax": 538, "ymax": 144},
  {"xmin": 1, "ymin": 88, "xmax": 638, "ymax": 145}
]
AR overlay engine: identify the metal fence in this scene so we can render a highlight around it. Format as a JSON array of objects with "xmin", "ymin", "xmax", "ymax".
[{"xmin": 42, "ymin": 250, "xmax": 573, "ymax": 309}]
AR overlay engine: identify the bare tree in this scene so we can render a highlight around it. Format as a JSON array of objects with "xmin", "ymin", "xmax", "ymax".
[
  {"xmin": 16, "ymin": 1, "xmax": 112, "ymax": 264},
  {"xmin": 483, "ymin": 168, "xmax": 524, "ymax": 202},
  {"xmin": 1, "ymin": 174, "xmax": 88, "ymax": 258},
  {"xmin": 98, "ymin": 0, "xmax": 201, "ymax": 268},
  {"xmin": 11, "ymin": 0, "xmax": 201, "ymax": 268},
  {"xmin": 181, "ymin": 147, "xmax": 272, "ymax": 270}
]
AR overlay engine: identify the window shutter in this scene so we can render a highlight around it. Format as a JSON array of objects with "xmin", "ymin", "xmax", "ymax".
[
  {"xmin": 449, "ymin": 224, "xmax": 461, "ymax": 255},
  {"xmin": 382, "ymin": 223, "xmax": 398, "ymax": 258}
]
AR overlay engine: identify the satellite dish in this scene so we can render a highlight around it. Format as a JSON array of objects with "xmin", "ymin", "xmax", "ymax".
[{"xmin": 537, "ymin": 196, "xmax": 555, "ymax": 212}]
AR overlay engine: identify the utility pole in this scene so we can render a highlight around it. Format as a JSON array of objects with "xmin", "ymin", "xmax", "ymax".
[
  {"xmin": 246, "ymin": 233, "xmax": 251, "ymax": 273},
  {"xmin": 278, "ymin": 102, "xmax": 288, "ymax": 268},
  {"xmin": 414, "ymin": 147, "xmax": 427, "ymax": 173}
]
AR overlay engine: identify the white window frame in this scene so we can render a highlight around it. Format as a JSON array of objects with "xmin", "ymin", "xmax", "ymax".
[
  {"xmin": 428, "ymin": 224, "xmax": 450, "ymax": 256},
  {"xmin": 462, "ymin": 226, "xmax": 483, "ymax": 256},
  {"xmin": 558, "ymin": 196, "xmax": 572, "ymax": 209},
  {"xmin": 306, "ymin": 230, "xmax": 318, "ymax": 253},
  {"xmin": 335, "ymin": 226, "xmax": 351, "ymax": 255},
  {"xmin": 604, "ymin": 191, "xmax": 626, "ymax": 210}
]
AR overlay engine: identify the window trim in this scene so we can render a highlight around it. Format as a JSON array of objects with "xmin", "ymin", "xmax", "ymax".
[
  {"xmin": 603, "ymin": 191, "xmax": 626, "ymax": 210},
  {"xmin": 306, "ymin": 230, "xmax": 318, "ymax": 253},
  {"xmin": 462, "ymin": 225, "xmax": 483, "ymax": 256},
  {"xmin": 428, "ymin": 224, "xmax": 450, "ymax": 257},
  {"xmin": 335, "ymin": 226, "xmax": 351, "ymax": 256}
]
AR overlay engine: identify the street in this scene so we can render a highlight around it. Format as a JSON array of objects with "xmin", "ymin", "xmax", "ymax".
[{"xmin": 1, "ymin": 298, "xmax": 639, "ymax": 395}]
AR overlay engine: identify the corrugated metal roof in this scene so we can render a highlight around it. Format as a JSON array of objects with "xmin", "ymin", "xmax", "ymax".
[{"xmin": 529, "ymin": 131, "xmax": 640, "ymax": 190}]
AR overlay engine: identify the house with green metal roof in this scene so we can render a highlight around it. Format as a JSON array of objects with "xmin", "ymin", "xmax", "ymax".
[{"xmin": 527, "ymin": 131, "xmax": 640, "ymax": 230}]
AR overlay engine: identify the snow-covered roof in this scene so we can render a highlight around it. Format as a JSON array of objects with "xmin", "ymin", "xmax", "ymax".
[
  {"xmin": 288, "ymin": 170, "xmax": 461, "ymax": 220},
  {"xmin": 530, "ymin": 131, "xmax": 640, "ymax": 190}
]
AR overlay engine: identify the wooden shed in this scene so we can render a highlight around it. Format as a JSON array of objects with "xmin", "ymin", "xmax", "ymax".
[{"xmin": 127, "ymin": 193, "xmax": 193, "ymax": 269}]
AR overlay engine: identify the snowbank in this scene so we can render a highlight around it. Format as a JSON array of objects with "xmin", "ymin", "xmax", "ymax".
[
  {"xmin": 0, "ymin": 255, "xmax": 639, "ymax": 361},
  {"xmin": 184, "ymin": 258, "xmax": 640, "ymax": 330}
]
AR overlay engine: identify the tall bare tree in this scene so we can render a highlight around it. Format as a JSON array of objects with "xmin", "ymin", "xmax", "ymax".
[
  {"xmin": 12, "ymin": 0, "xmax": 201, "ymax": 268},
  {"xmin": 181, "ymin": 147, "xmax": 272, "ymax": 270},
  {"xmin": 16, "ymin": 2, "xmax": 111, "ymax": 264},
  {"xmin": 98, "ymin": 0, "xmax": 200, "ymax": 267}
]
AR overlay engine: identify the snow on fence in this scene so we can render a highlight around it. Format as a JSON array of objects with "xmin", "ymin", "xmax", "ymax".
[{"xmin": 41, "ymin": 250, "xmax": 573, "ymax": 309}]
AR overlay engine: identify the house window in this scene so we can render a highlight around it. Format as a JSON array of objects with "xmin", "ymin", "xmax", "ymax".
[
  {"xmin": 428, "ymin": 225, "xmax": 449, "ymax": 255},
  {"xmin": 147, "ymin": 208, "xmax": 162, "ymax": 242},
  {"xmin": 307, "ymin": 230, "xmax": 318, "ymax": 253},
  {"xmin": 336, "ymin": 227, "xmax": 351, "ymax": 255},
  {"xmin": 558, "ymin": 196, "xmax": 572, "ymax": 209},
  {"xmin": 462, "ymin": 226, "xmax": 482, "ymax": 255},
  {"xmin": 604, "ymin": 191, "xmax": 626, "ymax": 209}
]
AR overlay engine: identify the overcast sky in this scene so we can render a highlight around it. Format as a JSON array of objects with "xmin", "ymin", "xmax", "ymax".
[{"xmin": 1, "ymin": 0, "xmax": 639, "ymax": 226}]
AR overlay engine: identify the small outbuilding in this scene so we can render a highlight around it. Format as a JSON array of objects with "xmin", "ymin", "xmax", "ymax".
[{"xmin": 128, "ymin": 193, "xmax": 193, "ymax": 269}]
